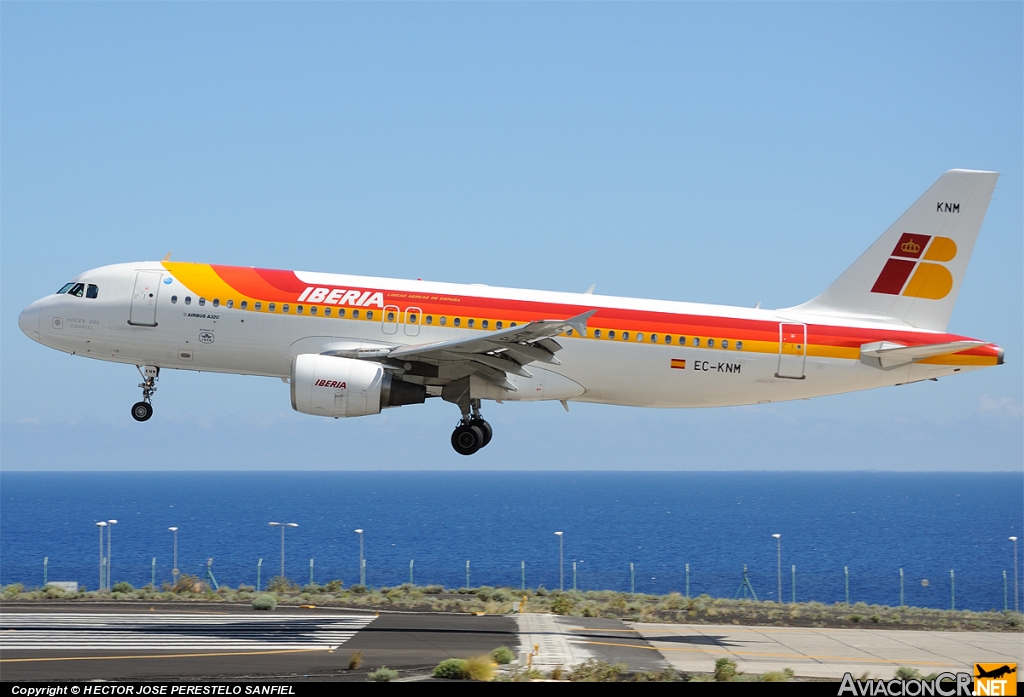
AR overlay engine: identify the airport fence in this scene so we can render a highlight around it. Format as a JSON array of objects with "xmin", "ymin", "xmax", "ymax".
[{"xmin": 6, "ymin": 556, "xmax": 1020, "ymax": 613}]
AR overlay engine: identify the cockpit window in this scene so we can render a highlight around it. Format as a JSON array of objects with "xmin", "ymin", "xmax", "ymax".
[
  {"xmin": 57, "ymin": 283, "xmax": 75, "ymax": 294},
  {"xmin": 86, "ymin": 284, "xmax": 99, "ymax": 299},
  {"xmin": 68, "ymin": 283, "xmax": 85, "ymax": 298}
]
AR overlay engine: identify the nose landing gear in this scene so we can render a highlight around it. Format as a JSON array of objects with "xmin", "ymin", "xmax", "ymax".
[
  {"xmin": 450, "ymin": 399, "xmax": 493, "ymax": 456},
  {"xmin": 131, "ymin": 365, "xmax": 159, "ymax": 422}
]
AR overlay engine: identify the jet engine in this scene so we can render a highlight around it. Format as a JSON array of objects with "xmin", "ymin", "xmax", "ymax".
[{"xmin": 291, "ymin": 354, "xmax": 425, "ymax": 418}]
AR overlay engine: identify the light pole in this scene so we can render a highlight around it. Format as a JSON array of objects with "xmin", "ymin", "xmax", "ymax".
[
  {"xmin": 106, "ymin": 520, "xmax": 117, "ymax": 589},
  {"xmin": 1011, "ymin": 536, "xmax": 1019, "ymax": 613},
  {"xmin": 555, "ymin": 532, "xmax": 564, "ymax": 591},
  {"xmin": 772, "ymin": 534, "xmax": 782, "ymax": 603},
  {"xmin": 268, "ymin": 522, "xmax": 298, "ymax": 580},
  {"xmin": 354, "ymin": 529, "xmax": 364, "ymax": 586},
  {"xmin": 168, "ymin": 527, "xmax": 179, "ymax": 587},
  {"xmin": 96, "ymin": 522, "xmax": 107, "ymax": 590}
]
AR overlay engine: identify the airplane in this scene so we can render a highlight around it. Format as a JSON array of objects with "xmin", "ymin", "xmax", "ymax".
[{"xmin": 18, "ymin": 169, "xmax": 1004, "ymax": 455}]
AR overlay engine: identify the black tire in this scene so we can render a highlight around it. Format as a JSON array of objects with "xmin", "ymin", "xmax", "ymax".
[
  {"xmin": 470, "ymin": 419, "xmax": 493, "ymax": 447},
  {"xmin": 131, "ymin": 401, "xmax": 153, "ymax": 422},
  {"xmin": 451, "ymin": 424, "xmax": 484, "ymax": 456}
]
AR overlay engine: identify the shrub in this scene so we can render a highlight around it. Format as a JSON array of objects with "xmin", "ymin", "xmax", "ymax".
[
  {"xmin": 433, "ymin": 658, "xmax": 468, "ymax": 679},
  {"xmin": 714, "ymin": 657, "xmax": 738, "ymax": 682},
  {"xmin": 761, "ymin": 668, "xmax": 794, "ymax": 682},
  {"xmin": 350, "ymin": 584, "xmax": 367, "ymax": 594},
  {"xmin": 423, "ymin": 585, "xmax": 444, "ymax": 594},
  {"xmin": 569, "ymin": 659, "xmax": 628, "ymax": 682},
  {"xmin": 464, "ymin": 655, "xmax": 496, "ymax": 681},
  {"xmin": 368, "ymin": 666, "xmax": 398, "ymax": 682},
  {"xmin": 491, "ymin": 646, "xmax": 515, "ymax": 665},
  {"xmin": 895, "ymin": 667, "xmax": 922, "ymax": 680},
  {"xmin": 112, "ymin": 581, "xmax": 134, "ymax": 593},
  {"xmin": 237, "ymin": 584, "xmax": 255, "ymax": 593},
  {"xmin": 252, "ymin": 594, "xmax": 277, "ymax": 611},
  {"xmin": 43, "ymin": 585, "xmax": 68, "ymax": 599},
  {"xmin": 323, "ymin": 580, "xmax": 343, "ymax": 593},
  {"xmin": 172, "ymin": 575, "xmax": 199, "ymax": 593},
  {"xmin": 348, "ymin": 650, "xmax": 363, "ymax": 670},
  {"xmin": 267, "ymin": 576, "xmax": 296, "ymax": 593},
  {"xmin": 3, "ymin": 583, "xmax": 25, "ymax": 597},
  {"xmin": 550, "ymin": 595, "xmax": 575, "ymax": 615}
]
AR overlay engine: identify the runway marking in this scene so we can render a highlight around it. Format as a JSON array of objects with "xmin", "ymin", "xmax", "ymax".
[
  {"xmin": 576, "ymin": 639, "xmax": 957, "ymax": 667},
  {"xmin": 1, "ymin": 648, "xmax": 325, "ymax": 663},
  {"xmin": 0, "ymin": 613, "xmax": 374, "ymax": 650}
]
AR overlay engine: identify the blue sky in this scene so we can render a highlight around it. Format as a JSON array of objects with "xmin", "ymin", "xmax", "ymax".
[{"xmin": 2, "ymin": 2, "xmax": 1021, "ymax": 470}]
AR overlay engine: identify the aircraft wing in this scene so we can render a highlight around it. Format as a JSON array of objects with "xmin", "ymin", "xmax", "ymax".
[
  {"xmin": 859, "ymin": 340, "xmax": 987, "ymax": 369},
  {"xmin": 386, "ymin": 310, "xmax": 596, "ymax": 390}
]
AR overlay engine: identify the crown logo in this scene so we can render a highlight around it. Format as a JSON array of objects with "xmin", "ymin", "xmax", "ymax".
[{"xmin": 900, "ymin": 239, "xmax": 921, "ymax": 254}]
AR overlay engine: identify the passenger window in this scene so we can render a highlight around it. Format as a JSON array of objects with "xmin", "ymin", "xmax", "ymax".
[
  {"xmin": 387, "ymin": 311, "xmax": 395, "ymax": 322},
  {"xmin": 309, "ymin": 306, "xmax": 317, "ymax": 315},
  {"xmin": 708, "ymin": 339, "xmax": 715, "ymax": 348},
  {"xmin": 454, "ymin": 318, "xmax": 461, "ymax": 327},
  {"xmin": 636, "ymin": 333, "xmax": 644, "ymax": 342},
  {"xmin": 722, "ymin": 339, "xmax": 729, "ymax": 349},
  {"xmin": 439, "ymin": 316, "xmax": 447, "ymax": 326},
  {"xmin": 185, "ymin": 297, "xmax": 192, "ymax": 305},
  {"xmin": 212, "ymin": 299, "xmax": 220, "ymax": 307},
  {"xmin": 323, "ymin": 307, "xmax": 330, "ymax": 316},
  {"xmin": 352, "ymin": 310, "xmax": 359, "ymax": 319},
  {"xmin": 594, "ymin": 329, "xmax": 602, "ymax": 338},
  {"xmin": 199, "ymin": 298, "xmax": 206, "ymax": 306},
  {"xmin": 678, "ymin": 336, "xmax": 686, "ymax": 345},
  {"xmin": 510, "ymin": 322, "xmax": 517, "ymax": 327},
  {"xmin": 366, "ymin": 310, "xmax": 373, "ymax": 320},
  {"xmin": 69, "ymin": 283, "xmax": 85, "ymax": 297},
  {"xmin": 57, "ymin": 283, "xmax": 75, "ymax": 294},
  {"xmin": 255, "ymin": 302, "xmax": 262, "ymax": 311},
  {"xmin": 736, "ymin": 341, "xmax": 743, "ymax": 350},
  {"xmin": 296, "ymin": 305, "xmax": 303, "ymax": 314},
  {"xmin": 268, "ymin": 303, "xmax": 275, "ymax": 312},
  {"xmin": 282, "ymin": 304, "xmax": 289, "ymax": 313},
  {"xmin": 227, "ymin": 300, "xmax": 234, "ymax": 308},
  {"xmin": 87, "ymin": 284, "xmax": 99, "ymax": 299},
  {"xmin": 664, "ymin": 335, "xmax": 671, "ymax": 344},
  {"xmin": 608, "ymin": 330, "xmax": 615, "ymax": 339},
  {"xmin": 426, "ymin": 315, "xmax": 433, "ymax": 325},
  {"xmin": 240, "ymin": 301, "xmax": 248, "ymax": 310},
  {"xmin": 171, "ymin": 295, "xmax": 178, "ymax": 304},
  {"xmin": 409, "ymin": 314, "xmax": 418, "ymax": 324},
  {"xmin": 338, "ymin": 308, "xmax": 345, "ymax": 317},
  {"xmin": 622, "ymin": 332, "xmax": 629, "ymax": 340},
  {"xmin": 692, "ymin": 337, "xmax": 700, "ymax": 346},
  {"xmin": 496, "ymin": 321, "xmax": 503, "ymax": 330},
  {"xmin": 468, "ymin": 319, "xmax": 475, "ymax": 328},
  {"xmin": 651, "ymin": 334, "xmax": 658, "ymax": 343},
  {"xmin": 481, "ymin": 320, "xmax": 488, "ymax": 329}
]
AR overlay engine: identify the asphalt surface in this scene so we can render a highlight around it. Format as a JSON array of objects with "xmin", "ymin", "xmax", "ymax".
[{"xmin": 0, "ymin": 603, "xmax": 519, "ymax": 681}]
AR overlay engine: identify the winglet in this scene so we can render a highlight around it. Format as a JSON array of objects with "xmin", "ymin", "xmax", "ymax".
[
  {"xmin": 162, "ymin": 252, "xmax": 172, "ymax": 261},
  {"xmin": 566, "ymin": 309, "xmax": 597, "ymax": 337},
  {"xmin": 584, "ymin": 284, "xmax": 596, "ymax": 295}
]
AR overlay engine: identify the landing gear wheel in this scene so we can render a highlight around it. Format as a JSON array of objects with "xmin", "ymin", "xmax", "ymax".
[
  {"xmin": 131, "ymin": 401, "xmax": 153, "ymax": 422},
  {"xmin": 451, "ymin": 423, "xmax": 485, "ymax": 456},
  {"xmin": 470, "ymin": 418, "xmax": 492, "ymax": 447}
]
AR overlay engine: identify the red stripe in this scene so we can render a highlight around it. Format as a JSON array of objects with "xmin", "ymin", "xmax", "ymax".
[{"xmin": 871, "ymin": 259, "xmax": 916, "ymax": 295}]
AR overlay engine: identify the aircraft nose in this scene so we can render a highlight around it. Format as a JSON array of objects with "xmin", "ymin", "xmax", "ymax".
[{"xmin": 19, "ymin": 302, "xmax": 40, "ymax": 341}]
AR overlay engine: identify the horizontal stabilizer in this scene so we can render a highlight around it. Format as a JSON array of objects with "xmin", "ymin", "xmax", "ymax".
[{"xmin": 859, "ymin": 340, "xmax": 986, "ymax": 369}]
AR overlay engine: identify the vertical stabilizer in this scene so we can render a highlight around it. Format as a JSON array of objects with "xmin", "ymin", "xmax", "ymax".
[{"xmin": 791, "ymin": 170, "xmax": 998, "ymax": 331}]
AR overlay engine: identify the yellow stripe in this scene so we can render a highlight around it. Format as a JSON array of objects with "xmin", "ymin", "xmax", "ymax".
[{"xmin": 162, "ymin": 262, "xmax": 260, "ymax": 308}]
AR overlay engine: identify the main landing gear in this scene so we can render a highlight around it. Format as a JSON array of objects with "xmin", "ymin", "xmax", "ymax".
[
  {"xmin": 131, "ymin": 365, "xmax": 159, "ymax": 422},
  {"xmin": 451, "ymin": 399, "xmax": 493, "ymax": 456}
]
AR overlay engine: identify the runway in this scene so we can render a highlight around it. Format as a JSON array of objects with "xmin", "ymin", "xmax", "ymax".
[{"xmin": 0, "ymin": 613, "xmax": 374, "ymax": 650}]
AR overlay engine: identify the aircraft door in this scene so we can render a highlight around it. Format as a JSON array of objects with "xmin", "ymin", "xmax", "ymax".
[
  {"xmin": 404, "ymin": 307, "xmax": 422, "ymax": 337},
  {"xmin": 128, "ymin": 271, "xmax": 162, "ymax": 327},
  {"xmin": 382, "ymin": 305, "xmax": 400, "ymax": 335},
  {"xmin": 776, "ymin": 323, "xmax": 806, "ymax": 379}
]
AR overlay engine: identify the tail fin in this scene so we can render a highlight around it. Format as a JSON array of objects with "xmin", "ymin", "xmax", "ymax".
[{"xmin": 791, "ymin": 169, "xmax": 998, "ymax": 331}]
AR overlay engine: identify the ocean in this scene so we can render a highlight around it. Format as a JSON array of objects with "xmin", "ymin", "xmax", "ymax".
[{"xmin": 1, "ymin": 471, "xmax": 1021, "ymax": 612}]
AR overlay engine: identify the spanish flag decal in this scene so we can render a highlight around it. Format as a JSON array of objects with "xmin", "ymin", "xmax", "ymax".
[{"xmin": 671, "ymin": 359, "xmax": 686, "ymax": 370}]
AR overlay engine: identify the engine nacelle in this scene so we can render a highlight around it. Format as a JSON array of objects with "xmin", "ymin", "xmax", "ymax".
[{"xmin": 291, "ymin": 354, "xmax": 425, "ymax": 418}]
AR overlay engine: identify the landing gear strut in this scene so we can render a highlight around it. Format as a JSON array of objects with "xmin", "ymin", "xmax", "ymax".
[
  {"xmin": 131, "ymin": 365, "xmax": 158, "ymax": 422},
  {"xmin": 450, "ymin": 399, "xmax": 492, "ymax": 455}
]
